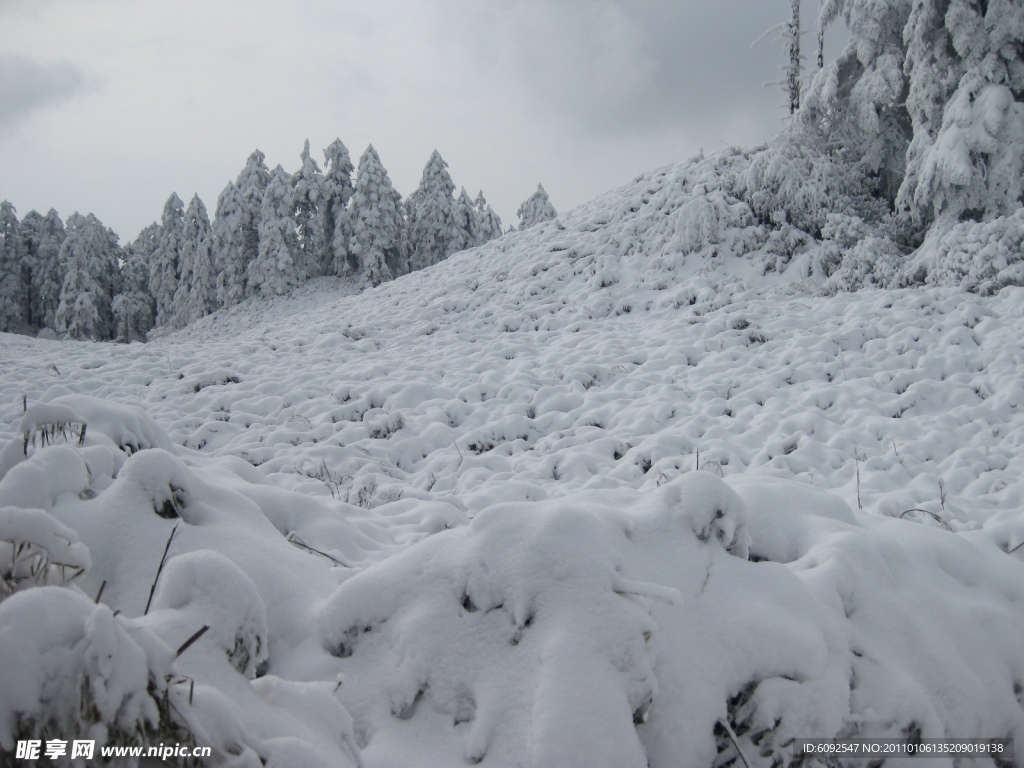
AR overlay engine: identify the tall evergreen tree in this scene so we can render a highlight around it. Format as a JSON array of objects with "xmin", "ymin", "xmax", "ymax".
[
  {"xmin": 450, "ymin": 188, "xmax": 479, "ymax": 255},
  {"xmin": 150, "ymin": 193, "xmax": 184, "ymax": 327},
  {"xmin": 112, "ymin": 223, "xmax": 157, "ymax": 342},
  {"xmin": 291, "ymin": 139, "xmax": 327, "ymax": 280},
  {"xmin": 323, "ymin": 138, "xmax": 355, "ymax": 276},
  {"xmin": 236, "ymin": 150, "xmax": 271, "ymax": 298},
  {"xmin": 517, "ymin": 184, "xmax": 557, "ymax": 230},
  {"xmin": 212, "ymin": 180, "xmax": 249, "ymax": 308},
  {"xmin": 0, "ymin": 202, "xmax": 26, "ymax": 332},
  {"xmin": 248, "ymin": 166, "xmax": 299, "ymax": 296},
  {"xmin": 474, "ymin": 191, "xmax": 503, "ymax": 245},
  {"xmin": 55, "ymin": 213, "xmax": 121, "ymax": 340},
  {"xmin": 22, "ymin": 209, "xmax": 66, "ymax": 332},
  {"xmin": 406, "ymin": 150, "xmax": 456, "ymax": 272},
  {"xmin": 172, "ymin": 194, "xmax": 216, "ymax": 327},
  {"xmin": 347, "ymin": 145, "xmax": 405, "ymax": 286}
]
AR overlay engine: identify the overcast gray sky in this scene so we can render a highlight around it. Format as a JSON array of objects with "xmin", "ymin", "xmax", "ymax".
[{"xmin": 0, "ymin": 0, "xmax": 843, "ymax": 242}]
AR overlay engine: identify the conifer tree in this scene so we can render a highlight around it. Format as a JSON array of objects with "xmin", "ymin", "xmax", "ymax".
[
  {"xmin": 172, "ymin": 194, "xmax": 216, "ymax": 327},
  {"xmin": 517, "ymin": 184, "xmax": 557, "ymax": 230},
  {"xmin": 22, "ymin": 209, "xmax": 66, "ymax": 332},
  {"xmin": 112, "ymin": 223, "xmax": 157, "ymax": 342},
  {"xmin": 406, "ymin": 150, "xmax": 456, "ymax": 272},
  {"xmin": 150, "ymin": 193, "xmax": 184, "ymax": 327},
  {"xmin": 291, "ymin": 139, "xmax": 327, "ymax": 280},
  {"xmin": 236, "ymin": 150, "xmax": 271, "ymax": 297},
  {"xmin": 450, "ymin": 188, "xmax": 479, "ymax": 255},
  {"xmin": 347, "ymin": 145, "xmax": 405, "ymax": 286},
  {"xmin": 55, "ymin": 213, "xmax": 121, "ymax": 340},
  {"xmin": 474, "ymin": 191, "xmax": 503, "ymax": 246},
  {"xmin": 248, "ymin": 166, "xmax": 299, "ymax": 296},
  {"xmin": 212, "ymin": 181, "xmax": 248, "ymax": 308},
  {"xmin": 323, "ymin": 138, "xmax": 355, "ymax": 276},
  {"xmin": 0, "ymin": 202, "xmax": 27, "ymax": 332}
]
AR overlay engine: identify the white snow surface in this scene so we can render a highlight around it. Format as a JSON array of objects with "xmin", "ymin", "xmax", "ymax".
[{"xmin": 1, "ymin": 159, "xmax": 1024, "ymax": 766}]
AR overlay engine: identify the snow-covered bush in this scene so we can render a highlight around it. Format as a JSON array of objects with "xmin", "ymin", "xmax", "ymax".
[
  {"xmin": 828, "ymin": 236, "xmax": 904, "ymax": 292},
  {"xmin": 148, "ymin": 550, "xmax": 268, "ymax": 678},
  {"xmin": 0, "ymin": 587, "xmax": 197, "ymax": 762},
  {"xmin": 0, "ymin": 507, "xmax": 90, "ymax": 600},
  {"xmin": 909, "ymin": 209, "xmax": 1024, "ymax": 293}
]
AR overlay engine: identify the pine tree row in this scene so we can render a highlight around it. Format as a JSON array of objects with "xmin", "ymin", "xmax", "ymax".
[{"xmin": 0, "ymin": 141, "xmax": 557, "ymax": 341}]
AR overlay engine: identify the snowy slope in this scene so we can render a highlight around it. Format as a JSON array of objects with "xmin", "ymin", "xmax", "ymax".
[{"xmin": 2, "ymin": 156, "xmax": 1024, "ymax": 767}]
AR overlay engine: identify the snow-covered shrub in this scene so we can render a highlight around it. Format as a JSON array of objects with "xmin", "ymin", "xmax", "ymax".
[
  {"xmin": 319, "ymin": 473, "xmax": 750, "ymax": 767},
  {"xmin": 0, "ymin": 507, "xmax": 91, "ymax": 600},
  {"xmin": 828, "ymin": 236, "xmax": 904, "ymax": 292},
  {"xmin": 0, "ymin": 587, "xmax": 197, "ymax": 762},
  {"xmin": 148, "ymin": 550, "xmax": 268, "ymax": 678},
  {"xmin": 729, "ymin": 137, "xmax": 886, "ymax": 239},
  {"xmin": 909, "ymin": 209, "xmax": 1024, "ymax": 293}
]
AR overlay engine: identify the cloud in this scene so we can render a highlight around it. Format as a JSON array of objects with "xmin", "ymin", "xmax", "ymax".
[{"xmin": 0, "ymin": 55, "xmax": 89, "ymax": 135}]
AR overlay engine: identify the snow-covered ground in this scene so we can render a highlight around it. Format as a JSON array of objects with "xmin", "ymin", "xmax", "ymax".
[{"xmin": 2, "ymin": 160, "xmax": 1024, "ymax": 767}]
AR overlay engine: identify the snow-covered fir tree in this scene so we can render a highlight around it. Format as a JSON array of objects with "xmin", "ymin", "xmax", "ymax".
[
  {"xmin": 149, "ymin": 194, "xmax": 184, "ymax": 327},
  {"xmin": 323, "ymin": 138, "xmax": 355, "ymax": 277},
  {"xmin": 347, "ymin": 145, "xmax": 405, "ymax": 286},
  {"xmin": 54, "ymin": 213, "xmax": 121, "ymax": 341},
  {"xmin": 517, "ymin": 183, "xmax": 557, "ymax": 230},
  {"xmin": 473, "ymin": 191, "xmax": 503, "ymax": 246},
  {"xmin": 406, "ymin": 150, "xmax": 456, "ymax": 272},
  {"xmin": 172, "ymin": 195, "xmax": 217, "ymax": 327},
  {"xmin": 291, "ymin": 139, "xmax": 327, "ymax": 281},
  {"xmin": 899, "ymin": 0, "xmax": 1024, "ymax": 229},
  {"xmin": 21, "ymin": 208, "xmax": 66, "ymax": 332},
  {"xmin": 248, "ymin": 166, "xmax": 299, "ymax": 296},
  {"xmin": 212, "ymin": 181, "xmax": 249, "ymax": 308},
  {"xmin": 236, "ymin": 150, "xmax": 271, "ymax": 298},
  {"xmin": 449, "ymin": 188, "xmax": 479, "ymax": 255},
  {"xmin": 112, "ymin": 223, "xmax": 157, "ymax": 342},
  {"xmin": 0, "ymin": 202, "xmax": 26, "ymax": 332}
]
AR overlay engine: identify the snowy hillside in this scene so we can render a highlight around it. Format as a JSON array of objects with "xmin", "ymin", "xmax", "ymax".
[{"xmin": 2, "ymin": 157, "xmax": 1024, "ymax": 767}]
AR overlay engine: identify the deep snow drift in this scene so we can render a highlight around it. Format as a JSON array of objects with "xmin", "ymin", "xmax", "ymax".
[{"xmin": 2, "ymin": 157, "xmax": 1024, "ymax": 767}]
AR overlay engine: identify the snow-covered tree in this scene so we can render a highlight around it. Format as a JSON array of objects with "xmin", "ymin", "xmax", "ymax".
[
  {"xmin": 172, "ymin": 195, "xmax": 216, "ymax": 327},
  {"xmin": 236, "ymin": 150, "xmax": 271, "ymax": 298},
  {"xmin": 291, "ymin": 139, "xmax": 327, "ymax": 281},
  {"xmin": 247, "ymin": 166, "xmax": 299, "ymax": 296},
  {"xmin": 55, "ymin": 213, "xmax": 121, "ymax": 340},
  {"xmin": 212, "ymin": 181, "xmax": 248, "ymax": 308},
  {"xmin": 449, "ymin": 188, "xmax": 479, "ymax": 255},
  {"xmin": 406, "ymin": 150, "xmax": 456, "ymax": 272},
  {"xmin": 899, "ymin": 0, "xmax": 1024, "ymax": 228},
  {"xmin": 0, "ymin": 202, "xmax": 27, "ymax": 332},
  {"xmin": 112, "ymin": 223, "xmax": 157, "ymax": 342},
  {"xmin": 474, "ymin": 191, "xmax": 503, "ymax": 246},
  {"xmin": 517, "ymin": 184, "xmax": 557, "ymax": 230},
  {"xmin": 22, "ymin": 209, "xmax": 66, "ymax": 332},
  {"xmin": 323, "ymin": 138, "xmax": 355, "ymax": 276},
  {"xmin": 347, "ymin": 145, "xmax": 405, "ymax": 286},
  {"xmin": 149, "ymin": 194, "xmax": 184, "ymax": 327}
]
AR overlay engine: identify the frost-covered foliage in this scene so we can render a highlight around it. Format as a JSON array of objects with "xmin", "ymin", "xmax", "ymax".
[
  {"xmin": 474, "ymin": 191, "xmax": 503, "ymax": 245},
  {"xmin": 55, "ymin": 213, "xmax": 121, "ymax": 341},
  {"xmin": 322, "ymin": 138, "xmax": 355, "ymax": 277},
  {"xmin": 22, "ymin": 208, "xmax": 67, "ymax": 332},
  {"xmin": 248, "ymin": 167, "xmax": 300, "ymax": 297},
  {"xmin": 114, "ymin": 223, "xmax": 158, "ymax": 342},
  {"xmin": 150, "ymin": 194, "xmax": 185, "ymax": 329},
  {"xmin": 172, "ymin": 195, "xmax": 217, "ymax": 329},
  {"xmin": 449, "ymin": 187, "xmax": 478, "ymax": 255},
  {"xmin": 516, "ymin": 183, "xmax": 557, "ymax": 230},
  {"xmin": 0, "ymin": 201, "xmax": 27, "ymax": 333},
  {"xmin": 909, "ymin": 208, "xmax": 1024, "ymax": 293},
  {"xmin": 346, "ymin": 145, "xmax": 405, "ymax": 286},
  {"xmin": 211, "ymin": 180, "xmax": 249, "ymax": 308},
  {"xmin": 406, "ymin": 150, "xmax": 457, "ymax": 272},
  {"xmin": 291, "ymin": 139, "xmax": 327, "ymax": 281}
]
